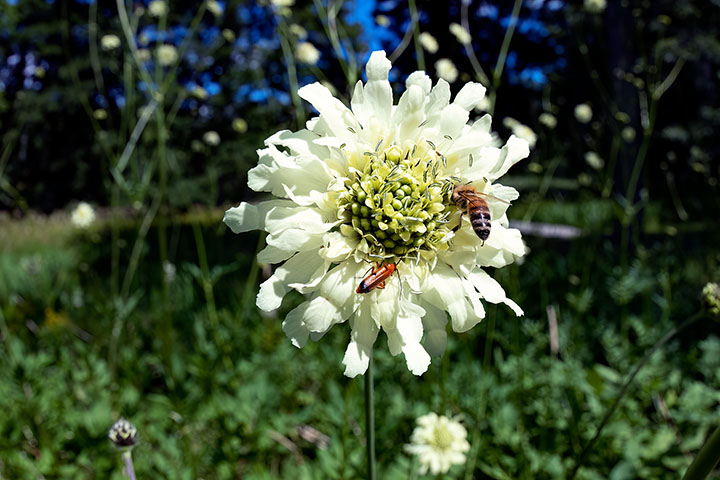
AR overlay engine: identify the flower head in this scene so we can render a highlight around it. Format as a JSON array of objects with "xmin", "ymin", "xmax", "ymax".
[
  {"xmin": 71, "ymin": 202, "xmax": 96, "ymax": 228},
  {"xmin": 418, "ymin": 32, "xmax": 439, "ymax": 54},
  {"xmin": 538, "ymin": 112, "xmax": 557, "ymax": 129},
  {"xmin": 574, "ymin": 103, "xmax": 593, "ymax": 124},
  {"xmin": 584, "ymin": 0, "xmax": 607, "ymax": 13},
  {"xmin": 703, "ymin": 283, "xmax": 720, "ymax": 318},
  {"xmin": 101, "ymin": 34, "xmax": 121, "ymax": 51},
  {"xmin": 203, "ymin": 130, "xmax": 221, "ymax": 146},
  {"xmin": 156, "ymin": 44, "xmax": 178, "ymax": 67},
  {"xmin": 224, "ymin": 51, "xmax": 528, "ymax": 377},
  {"xmin": 449, "ymin": 23, "xmax": 472, "ymax": 45},
  {"xmin": 296, "ymin": 42, "xmax": 321, "ymax": 65},
  {"xmin": 435, "ymin": 58, "xmax": 459, "ymax": 84},
  {"xmin": 405, "ymin": 412, "xmax": 470, "ymax": 475},
  {"xmin": 148, "ymin": 0, "xmax": 167, "ymax": 17},
  {"xmin": 108, "ymin": 418, "xmax": 138, "ymax": 451}
]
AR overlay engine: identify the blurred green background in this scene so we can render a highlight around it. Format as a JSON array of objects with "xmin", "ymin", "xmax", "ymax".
[{"xmin": 1, "ymin": 0, "xmax": 719, "ymax": 478}]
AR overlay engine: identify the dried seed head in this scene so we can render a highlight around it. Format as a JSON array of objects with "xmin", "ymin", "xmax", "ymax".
[{"xmin": 108, "ymin": 418, "xmax": 138, "ymax": 450}]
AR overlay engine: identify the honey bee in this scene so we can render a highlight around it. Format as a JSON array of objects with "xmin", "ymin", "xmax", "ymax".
[
  {"xmin": 451, "ymin": 184, "xmax": 507, "ymax": 245},
  {"xmin": 356, "ymin": 262, "xmax": 397, "ymax": 294}
]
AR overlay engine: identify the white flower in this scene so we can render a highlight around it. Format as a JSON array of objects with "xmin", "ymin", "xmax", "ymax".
[
  {"xmin": 474, "ymin": 95, "xmax": 492, "ymax": 113},
  {"xmin": 232, "ymin": 118, "xmax": 248, "ymax": 133},
  {"xmin": 375, "ymin": 15, "xmax": 390, "ymax": 27},
  {"xmin": 405, "ymin": 413, "xmax": 470, "ymax": 475},
  {"xmin": 574, "ymin": 103, "xmax": 593, "ymax": 124},
  {"xmin": 538, "ymin": 112, "xmax": 557, "ymax": 129},
  {"xmin": 203, "ymin": 130, "xmax": 220, "ymax": 146},
  {"xmin": 418, "ymin": 32, "xmax": 439, "ymax": 54},
  {"xmin": 622, "ymin": 126, "xmax": 636, "ymax": 142},
  {"xmin": 584, "ymin": 0, "xmax": 606, "ymax": 13},
  {"xmin": 270, "ymin": 0, "xmax": 294, "ymax": 6},
  {"xmin": 71, "ymin": 202, "xmax": 96, "ymax": 228},
  {"xmin": 100, "ymin": 34, "xmax": 121, "ymax": 51},
  {"xmin": 207, "ymin": 0, "xmax": 223, "ymax": 16},
  {"xmin": 224, "ymin": 51, "xmax": 528, "ymax": 377},
  {"xmin": 584, "ymin": 151, "xmax": 604, "ymax": 170},
  {"xmin": 191, "ymin": 86, "xmax": 209, "ymax": 99},
  {"xmin": 435, "ymin": 58, "xmax": 458, "ymax": 84},
  {"xmin": 449, "ymin": 23, "xmax": 471, "ymax": 45},
  {"xmin": 289, "ymin": 24, "xmax": 308, "ymax": 39},
  {"xmin": 503, "ymin": 117, "xmax": 537, "ymax": 148},
  {"xmin": 136, "ymin": 48, "xmax": 151, "ymax": 62},
  {"xmin": 296, "ymin": 42, "xmax": 321, "ymax": 65},
  {"xmin": 156, "ymin": 44, "xmax": 178, "ymax": 66},
  {"xmin": 148, "ymin": 0, "xmax": 168, "ymax": 17}
]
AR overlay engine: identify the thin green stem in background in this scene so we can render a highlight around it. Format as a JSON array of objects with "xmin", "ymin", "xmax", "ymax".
[
  {"xmin": 492, "ymin": 0, "xmax": 523, "ymax": 88},
  {"xmin": 682, "ymin": 424, "xmax": 720, "ymax": 480},
  {"xmin": 568, "ymin": 312, "xmax": 704, "ymax": 479},
  {"xmin": 122, "ymin": 451, "xmax": 137, "ymax": 480},
  {"xmin": 365, "ymin": 350, "xmax": 376, "ymax": 480},
  {"xmin": 278, "ymin": 20, "xmax": 306, "ymax": 130}
]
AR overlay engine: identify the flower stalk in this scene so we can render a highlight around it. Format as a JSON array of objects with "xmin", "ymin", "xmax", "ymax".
[
  {"xmin": 681, "ymin": 424, "xmax": 720, "ymax": 480},
  {"xmin": 365, "ymin": 350, "xmax": 376, "ymax": 480}
]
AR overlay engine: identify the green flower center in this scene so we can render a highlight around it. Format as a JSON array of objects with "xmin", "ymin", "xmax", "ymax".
[
  {"xmin": 430, "ymin": 425, "xmax": 454, "ymax": 451},
  {"xmin": 339, "ymin": 140, "xmax": 455, "ymax": 262}
]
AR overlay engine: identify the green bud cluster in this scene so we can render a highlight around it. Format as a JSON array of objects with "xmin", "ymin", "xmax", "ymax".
[{"xmin": 339, "ymin": 142, "xmax": 453, "ymax": 261}]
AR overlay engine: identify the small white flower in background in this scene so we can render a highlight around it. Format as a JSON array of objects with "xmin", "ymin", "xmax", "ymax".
[
  {"xmin": 375, "ymin": 15, "xmax": 390, "ymax": 27},
  {"xmin": 270, "ymin": 0, "xmax": 294, "ymax": 6},
  {"xmin": 224, "ymin": 51, "xmax": 528, "ymax": 377},
  {"xmin": 584, "ymin": 0, "xmax": 607, "ymax": 14},
  {"xmin": 156, "ymin": 44, "xmax": 178, "ymax": 66},
  {"xmin": 148, "ymin": 0, "xmax": 168, "ymax": 17},
  {"xmin": 435, "ymin": 58, "xmax": 458, "ymax": 84},
  {"xmin": 503, "ymin": 117, "xmax": 537, "ymax": 148},
  {"xmin": 136, "ymin": 48, "xmax": 151, "ymax": 62},
  {"xmin": 449, "ymin": 23, "xmax": 472, "ymax": 45},
  {"xmin": 207, "ymin": 0, "xmax": 223, "ymax": 17},
  {"xmin": 584, "ymin": 151, "xmax": 604, "ymax": 170},
  {"xmin": 71, "ymin": 202, "xmax": 96, "ymax": 228},
  {"xmin": 163, "ymin": 261, "xmax": 177, "ymax": 283},
  {"xmin": 191, "ymin": 86, "xmax": 209, "ymax": 100},
  {"xmin": 222, "ymin": 28, "xmax": 236, "ymax": 42},
  {"xmin": 538, "ymin": 112, "xmax": 557, "ymax": 129},
  {"xmin": 622, "ymin": 126, "xmax": 636, "ymax": 142},
  {"xmin": 232, "ymin": 118, "xmax": 248, "ymax": 133},
  {"xmin": 296, "ymin": 42, "xmax": 321, "ymax": 65},
  {"xmin": 289, "ymin": 24, "xmax": 308, "ymax": 39},
  {"xmin": 93, "ymin": 109, "xmax": 108, "ymax": 120},
  {"xmin": 405, "ymin": 413, "xmax": 470, "ymax": 475},
  {"xmin": 100, "ymin": 34, "xmax": 121, "ymax": 51},
  {"xmin": 574, "ymin": 103, "xmax": 593, "ymax": 124},
  {"xmin": 418, "ymin": 32, "xmax": 439, "ymax": 54},
  {"xmin": 474, "ymin": 95, "xmax": 492, "ymax": 113},
  {"xmin": 203, "ymin": 130, "xmax": 221, "ymax": 146}
]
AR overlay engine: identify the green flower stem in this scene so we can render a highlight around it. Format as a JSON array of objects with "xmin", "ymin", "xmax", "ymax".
[
  {"xmin": 122, "ymin": 451, "xmax": 137, "ymax": 480},
  {"xmin": 682, "ymin": 424, "xmax": 720, "ymax": 480},
  {"xmin": 568, "ymin": 312, "xmax": 703, "ymax": 479},
  {"xmin": 365, "ymin": 350, "xmax": 376, "ymax": 480}
]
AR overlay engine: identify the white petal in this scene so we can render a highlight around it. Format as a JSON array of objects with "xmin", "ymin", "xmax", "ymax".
[
  {"xmin": 282, "ymin": 302, "xmax": 311, "ymax": 348},
  {"xmin": 256, "ymin": 244, "xmax": 294, "ymax": 264},
  {"xmin": 321, "ymin": 231, "xmax": 356, "ymax": 262},
  {"xmin": 301, "ymin": 295, "xmax": 342, "ymax": 333},
  {"xmin": 266, "ymin": 228, "xmax": 324, "ymax": 253},
  {"xmin": 342, "ymin": 302, "xmax": 380, "ymax": 377},
  {"xmin": 223, "ymin": 200, "xmax": 293, "ymax": 233},
  {"xmin": 386, "ymin": 313, "xmax": 431, "ymax": 376},
  {"xmin": 437, "ymin": 103, "xmax": 469, "ymax": 141},
  {"xmin": 320, "ymin": 261, "xmax": 364, "ymax": 315},
  {"xmin": 426, "ymin": 79, "xmax": 451, "ymax": 117},
  {"xmin": 257, "ymin": 250, "xmax": 327, "ymax": 311},
  {"xmin": 405, "ymin": 71, "xmax": 432, "ymax": 95},
  {"xmin": 265, "ymin": 129, "xmax": 330, "ymax": 159},
  {"xmin": 453, "ymin": 82, "xmax": 487, "ymax": 111},
  {"xmin": 352, "ymin": 51, "xmax": 393, "ymax": 129},
  {"xmin": 488, "ymin": 135, "xmax": 529, "ymax": 181},
  {"xmin": 298, "ymin": 82, "xmax": 357, "ymax": 140},
  {"xmin": 264, "ymin": 206, "xmax": 337, "ymax": 234},
  {"xmin": 421, "ymin": 302, "xmax": 448, "ymax": 357}
]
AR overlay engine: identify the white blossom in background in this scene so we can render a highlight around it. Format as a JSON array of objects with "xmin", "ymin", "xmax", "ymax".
[
  {"xmin": 503, "ymin": 117, "xmax": 537, "ymax": 149},
  {"xmin": 71, "ymin": 202, "xmax": 96, "ymax": 228},
  {"xmin": 136, "ymin": 48, "xmax": 151, "ymax": 62},
  {"xmin": 375, "ymin": 15, "xmax": 390, "ymax": 27},
  {"xmin": 574, "ymin": 103, "xmax": 593, "ymax": 124},
  {"xmin": 405, "ymin": 413, "xmax": 470, "ymax": 475},
  {"xmin": 296, "ymin": 42, "xmax": 321, "ymax": 65},
  {"xmin": 100, "ymin": 34, "xmax": 121, "ymax": 51},
  {"xmin": 538, "ymin": 112, "xmax": 557, "ymax": 129},
  {"xmin": 474, "ymin": 95, "xmax": 492, "ymax": 113},
  {"xmin": 270, "ymin": 0, "xmax": 294, "ymax": 6},
  {"xmin": 191, "ymin": 86, "xmax": 209, "ymax": 100},
  {"xmin": 584, "ymin": 0, "xmax": 607, "ymax": 13},
  {"xmin": 203, "ymin": 131, "xmax": 221, "ymax": 146},
  {"xmin": 622, "ymin": 126, "xmax": 636, "ymax": 142},
  {"xmin": 289, "ymin": 24, "xmax": 308, "ymax": 39},
  {"xmin": 232, "ymin": 118, "xmax": 248, "ymax": 133},
  {"xmin": 449, "ymin": 23, "xmax": 472, "ymax": 45},
  {"xmin": 435, "ymin": 58, "xmax": 459, "ymax": 84},
  {"xmin": 224, "ymin": 51, "xmax": 528, "ymax": 377},
  {"xmin": 418, "ymin": 32, "xmax": 439, "ymax": 54},
  {"xmin": 148, "ymin": 0, "xmax": 168, "ymax": 17},
  {"xmin": 207, "ymin": 0, "xmax": 223, "ymax": 16},
  {"xmin": 156, "ymin": 44, "xmax": 178, "ymax": 67},
  {"xmin": 584, "ymin": 151, "xmax": 604, "ymax": 170}
]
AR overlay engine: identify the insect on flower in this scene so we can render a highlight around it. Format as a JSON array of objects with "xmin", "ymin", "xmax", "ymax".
[
  {"xmin": 451, "ymin": 184, "xmax": 509, "ymax": 246},
  {"xmin": 356, "ymin": 262, "xmax": 397, "ymax": 294}
]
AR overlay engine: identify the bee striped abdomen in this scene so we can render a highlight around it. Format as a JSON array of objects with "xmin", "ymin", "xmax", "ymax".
[{"xmin": 468, "ymin": 200, "xmax": 491, "ymax": 241}]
